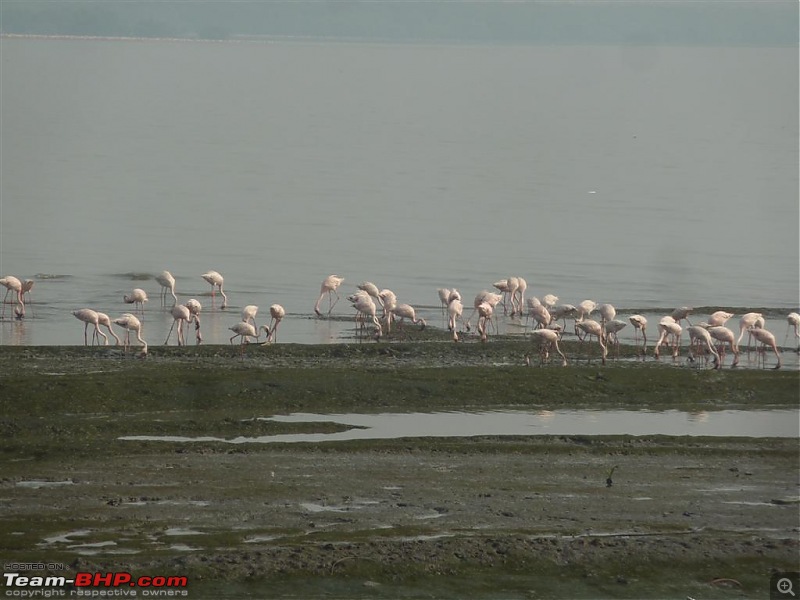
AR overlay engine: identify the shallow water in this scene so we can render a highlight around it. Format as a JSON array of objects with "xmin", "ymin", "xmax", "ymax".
[
  {"xmin": 1, "ymin": 38, "xmax": 797, "ymax": 348},
  {"xmin": 119, "ymin": 408, "xmax": 800, "ymax": 443}
]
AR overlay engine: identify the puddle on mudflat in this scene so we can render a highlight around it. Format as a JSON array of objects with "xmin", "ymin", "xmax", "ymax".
[
  {"xmin": 119, "ymin": 409, "xmax": 799, "ymax": 444},
  {"xmin": 16, "ymin": 480, "xmax": 74, "ymax": 489}
]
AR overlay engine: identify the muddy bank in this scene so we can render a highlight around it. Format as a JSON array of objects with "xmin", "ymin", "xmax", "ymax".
[{"xmin": 1, "ymin": 345, "xmax": 798, "ymax": 599}]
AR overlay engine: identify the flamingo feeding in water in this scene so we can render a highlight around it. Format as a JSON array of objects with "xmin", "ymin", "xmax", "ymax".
[
  {"xmin": 686, "ymin": 325, "xmax": 720, "ymax": 369},
  {"xmin": 165, "ymin": 303, "xmax": 195, "ymax": 346},
  {"xmin": 314, "ymin": 275, "xmax": 344, "ymax": 317},
  {"xmin": 749, "ymin": 327, "xmax": 782, "ymax": 369},
  {"xmin": 628, "ymin": 314, "xmax": 648, "ymax": 355},
  {"xmin": 72, "ymin": 308, "xmax": 108, "ymax": 346},
  {"xmin": 575, "ymin": 319, "xmax": 607, "ymax": 365},
  {"xmin": 786, "ymin": 312, "xmax": 800, "ymax": 349},
  {"xmin": 96, "ymin": 312, "xmax": 121, "ymax": 345},
  {"xmin": 185, "ymin": 299, "xmax": 203, "ymax": 344},
  {"xmin": 0, "ymin": 275, "xmax": 25, "ymax": 319},
  {"xmin": 447, "ymin": 297, "xmax": 464, "ymax": 342},
  {"xmin": 201, "ymin": 271, "xmax": 227, "ymax": 309},
  {"xmin": 262, "ymin": 304, "xmax": 286, "ymax": 343},
  {"xmin": 528, "ymin": 328, "xmax": 567, "ymax": 367},
  {"xmin": 123, "ymin": 288, "xmax": 148, "ymax": 314},
  {"xmin": 393, "ymin": 303, "xmax": 426, "ymax": 331},
  {"xmin": 113, "ymin": 313, "xmax": 147, "ymax": 356}
]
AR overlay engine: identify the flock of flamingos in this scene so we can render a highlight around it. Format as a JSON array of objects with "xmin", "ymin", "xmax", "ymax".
[{"xmin": 1, "ymin": 271, "xmax": 798, "ymax": 369}]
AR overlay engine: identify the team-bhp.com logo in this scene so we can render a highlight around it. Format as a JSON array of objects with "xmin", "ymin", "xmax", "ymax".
[{"xmin": 4, "ymin": 571, "xmax": 189, "ymax": 596}]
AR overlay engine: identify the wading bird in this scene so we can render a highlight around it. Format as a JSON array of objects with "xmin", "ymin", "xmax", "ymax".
[
  {"xmin": 165, "ymin": 303, "xmax": 194, "ymax": 346},
  {"xmin": 707, "ymin": 311, "xmax": 734, "ymax": 327},
  {"xmin": 749, "ymin": 327, "xmax": 781, "ymax": 369},
  {"xmin": 123, "ymin": 288, "xmax": 148, "ymax": 314},
  {"xmin": 185, "ymin": 299, "xmax": 203, "ymax": 344},
  {"xmin": 241, "ymin": 305, "xmax": 259, "ymax": 330},
  {"xmin": 72, "ymin": 308, "xmax": 107, "ymax": 346},
  {"xmin": 314, "ymin": 275, "xmax": 344, "ymax": 317},
  {"xmin": 575, "ymin": 319, "xmax": 607, "ymax": 365},
  {"xmin": 628, "ymin": 314, "xmax": 648, "ymax": 356},
  {"xmin": 21, "ymin": 279, "xmax": 34, "ymax": 317},
  {"xmin": 686, "ymin": 325, "xmax": 720, "ymax": 369},
  {"xmin": 262, "ymin": 303, "xmax": 286, "ymax": 343},
  {"xmin": 786, "ymin": 312, "xmax": 800, "ymax": 349},
  {"xmin": 705, "ymin": 325, "xmax": 739, "ymax": 368},
  {"xmin": 0, "ymin": 275, "xmax": 24, "ymax": 319},
  {"xmin": 448, "ymin": 297, "xmax": 464, "ymax": 342},
  {"xmin": 653, "ymin": 316, "xmax": 682, "ymax": 359},
  {"xmin": 155, "ymin": 271, "xmax": 178, "ymax": 307},
  {"xmin": 735, "ymin": 312, "xmax": 764, "ymax": 353},
  {"xmin": 393, "ymin": 303, "xmax": 426, "ymax": 331},
  {"xmin": 229, "ymin": 321, "xmax": 266, "ymax": 356},
  {"xmin": 96, "ymin": 312, "xmax": 121, "ymax": 345},
  {"xmin": 527, "ymin": 328, "xmax": 567, "ymax": 367},
  {"xmin": 114, "ymin": 313, "xmax": 147, "ymax": 356},
  {"xmin": 201, "ymin": 271, "xmax": 227, "ymax": 309}
]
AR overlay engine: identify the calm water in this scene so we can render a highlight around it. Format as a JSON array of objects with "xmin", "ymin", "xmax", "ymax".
[
  {"xmin": 119, "ymin": 409, "xmax": 800, "ymax": 443},
  {"xmin": 1, "ymin": 37, "xmax": 798, "ymax": 347}
]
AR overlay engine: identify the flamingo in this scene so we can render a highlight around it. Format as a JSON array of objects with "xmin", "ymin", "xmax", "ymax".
[
  {"xmin": 506, "ymin": 277, "xmax": 520, "ymax": 316},
  {"xmin": 628, "ymin": 315, "xmax": 648, "ymax": 355},
  {"xmin": 551, "ymin": 304, "xmax": 578, "ymax": 329},
  {"xmin": 263, "ymin": 304, "xmax": 286, "ymax": 343},
  {"xmin": 314, "ymin": 275, "xmax": 344, "ymax": 317},
  {"xmin": 513, "ymin": 277, "xmax": 527, "ymax": 317},
  {"xmin": 96, "ymin": 312, "xmax": 121, "ymax": 345},
  {"xmin": 542, "ymin": 294, "xmax": 559, "ymax": 310},
  {"xmin": 603, "ymin": 320, "xmax": 627, "ymax": 358},
  {"xmin": 598, "ymin": 303, "xmax": 616, "ymax": 329},
  {"xmin": 736, "ymin": 312, "xmax": 764, "ymax": 353},
  {"xmin": 493, "ymin": 279, "xmax": 510, "ymax": 314},
  {"xmin": 185, "ymin": 299, "xmax": 203, "ymax": 344},
  {"xmin": 241, "ymin": 305, "xmax": 259, "ymax": 330},
  {"xmin": 437, "ymin": 288, "xmax": 452, "ymax": 318},
  {"xmin": 654, "ymin": 316, "xmax": 682, "ymax": 359},
  {"xmin": 123, "ymin": 288, "xmax": 148, "ymax": 314},
  {"xmin": 476, "ymin": 301, "xmax": 494, "ymax": 342},
  {"xmin": 670, "ymin": 307, "xmax": 693, "ymax": 326},
  {"xmin": 165, "ymin": 303, "xmax": 194, "ymax": 345},
  {"xmin": 686, "ymin": 325, "xmax": 720, "ymax": 369},
  {"xmin": 351, "ymin": 294, "xmax": 382, "ymax": 340},
  {"xmin": 749, "ymin": 327, "xmax": 781, "ymax": 369},
  {"xmin": 575, "ymin": 319, "xmax": 607, "ymax": 365},
  {"xmin": 201, "ymin": 271, "xmax": 227, "ymax": 309},
  {"xmin": 448, "ymin": 297, "xmax": 464, "ymax": 342},
  {"xmin": 393, "ymin": 303, "xmax": 426, "ymax": 331},
  {"xmin": 707, "ymin": 311, "xmax": 734, "ymax": 327},
  {"xmin": 465, "ymin": 290, "xmax": 502, "ymax": 332},
  {"xmin": 378, "ymin": 289, "xmax": 397, "ymax": 332},
  {"xmin": 21, "ymin": 279, "xmax": 34, "ymax": 317},
  {"xmin": 358, "ymin": 282, "xmax": 383, "ymax": 307},
  {"xmin": 0, "ymin": 275, "xmax": 24, "ymax": 319},
  {"xmin": 786, "ymin": 312, "xmax": 800, "ymax": 349},
  {"xmin": 705, "ymin": 325, "xmax": 739, "ymax": 368},
  {"xmin": 528, "ymin": 301, "xmax": 552, "ymax": 330},
  {"xmin": 72, "ymin": 309, "xmax": 108, "ymax": 346},
  {"xmin": 229, "ymin": 321, "xmax": 266, "ymax": 356},
  {"xmin": 528, "ymin": 329, "xmax": 567, "ymax": 367},
  {"xmin": 113, "ymin": 313, "xmax": 147, "ymax": 356},
  {"xmin": 155, "ymin": 271, "xmax": 178, "ymax": 306}
]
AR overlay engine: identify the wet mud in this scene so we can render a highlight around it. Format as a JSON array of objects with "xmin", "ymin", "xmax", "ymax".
[{"xmin": 1, "ymin": 344, "xmax": 798, "ymax": 599}]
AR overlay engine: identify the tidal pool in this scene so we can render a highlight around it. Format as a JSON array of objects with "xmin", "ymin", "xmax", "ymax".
[{"xmin": 119, "ymin": 408, "xmax": 799, "ymax": 444}]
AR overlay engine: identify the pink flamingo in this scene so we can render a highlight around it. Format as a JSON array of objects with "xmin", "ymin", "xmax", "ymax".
[
  {"xmin": 628, "ymin": 315, "xmax": 648, "ymax": 355},
  {"xmin": 263, "ymin": 304, "xmax": 286, "ymax": 343},
  {"xmin": 686, "ymin": 325, "xmax": 720, "ymax": 369},
  {"xmin": 670, "ymin": 307, "xmax": 693, "ymax": 326},
  {"xmin": 241, "ymin": 305, "xmax": 259, "ymax": 329},
  {"xmin": 707, "ymin": 311, "xmax": 734, "ymax": 327},
  {"xmin": 350, "ymin": 294, "xmax": 382, "ymax": 340},
  {"xmin": 21, "ymin": 279, "xmax": 34, "ymax": 317},
  {"xmin": 165, "ymin": 304, "xmax": 194, "ymax": 346},
  {"xmin": 0, "ymin": 276, "xmax": 24, "ymax": 319},
  {"xmin": 476, "ymin": 301, "xmax": 494, "ymax": 342},
  {"xmin": 113, "ymin": 313, "xmax": 148, "ymax": 356},
  {"xmin": 736, "ymin": 312, "xmax": 764, "ymax": 353},
  {"xmin": 393, "ymin": 303, "xmax": 426, "ymax": 331},
  {"xmin": 314, "ymin": 275, "xmax": 344, "ymax": 317},
  {"xmin": 603, "ymin": 320, "xmax": 627, "ymax": 358},
  {"xmin": 448, "ymin": 297, "xmax": 464, "ymax": 342},
  {"xmin": 185, "ymin": 299, "xmax": 203, "ymax": 344},
  {"xmin": 96, "ymin": 312, "xmax": 121, "ymax": 345},
  {"xmin": 786, "ymin": 312, "xmax": 800, "ymax": 349},
  {"xmin": 123, "ymin": 288, "xmax": 148, "ymax": 314},
  {"xmin": 73, "ymin": 309, "xmax": 107, "ymax": 346},
  {"xmin": 528, "ymin": 329, "xmax": 567, "ymax": 367},
  {"xmin": 575, "ymin": 319, "xmax": 607, "ymax": 365},
  {"xmin": 654, "ymin": 316, "xmax": 682, "ymax": 359},
  {"xmin": 749, "ymin": 327, "xmax": 781, "ymax": 369},
  {"xmin": 201, "ymin": 271, "xmax": 227, "ymax": 309},
  {"xmin": 155, "ymin": 271, "xmax": 178, "ymax": 307},
  {"xmin": 705, "ymin": 325, "xmax": 739, "ymax": 368},
  {"xmin": 229, "ymin": 321, "xmax": 266, "ymax": 356}
]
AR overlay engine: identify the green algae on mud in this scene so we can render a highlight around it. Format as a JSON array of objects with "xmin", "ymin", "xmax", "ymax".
[{"xmin": 1, "ymin": 344, "xmax": 798, "ymax": 599}]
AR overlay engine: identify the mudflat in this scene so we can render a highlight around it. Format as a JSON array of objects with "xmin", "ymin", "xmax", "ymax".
[{"xmin": 1, "ymin": 342, "xmax": 798, "ymax": 599}]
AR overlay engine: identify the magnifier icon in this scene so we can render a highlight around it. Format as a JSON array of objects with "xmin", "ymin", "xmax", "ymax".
[{"xmin": 778, "ymin": 578, "xmax": 796, "ymax": 597}]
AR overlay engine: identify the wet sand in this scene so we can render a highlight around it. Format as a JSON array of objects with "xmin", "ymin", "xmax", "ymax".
[{"xmin": 1, "ymin": 343, "xmax": 798, "ymax": 599}]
